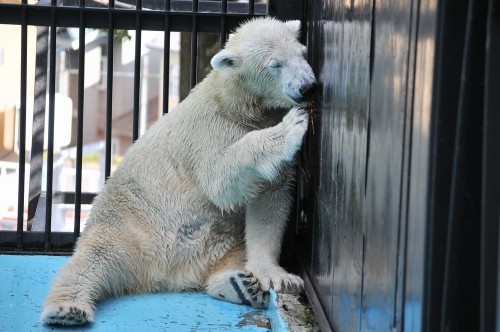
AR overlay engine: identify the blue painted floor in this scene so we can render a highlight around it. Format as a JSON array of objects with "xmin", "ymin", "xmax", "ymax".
[{"xmin": 0, "ymin": 255, "xmax": 284, "ymax": 332}]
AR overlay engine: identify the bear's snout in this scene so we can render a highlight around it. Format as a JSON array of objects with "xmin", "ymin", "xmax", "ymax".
[
  {"xmin": 282, "ymin": 61, "xmax": 318, "ymax": 104},
  {"xmin": 299, "ymin": 81, "xmax": 318, "ymax": 99},
  {"xmin": 289, "ymin": 79, "xmax": 317, "ymax": 104}
]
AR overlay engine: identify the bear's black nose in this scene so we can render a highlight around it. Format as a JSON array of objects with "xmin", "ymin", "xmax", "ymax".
[{"xmin": 299, "ymin": 81, "xmax": 318, "ymax": 99}]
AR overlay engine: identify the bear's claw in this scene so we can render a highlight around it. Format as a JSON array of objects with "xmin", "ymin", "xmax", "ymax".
[
  {"xmin": 245, "ymin": 264, "xmax": 304, "ymax": 294},
  {"xmin": 212, "ymin": 271, "xmax": 270, "ymax": 309},
  {"xmin": 281, "ymin": 107, "xmax": 309, "ymax": 161},
  {"xmin": 41, "ymin": 303, "xmax": 93, "ymax": 326}
]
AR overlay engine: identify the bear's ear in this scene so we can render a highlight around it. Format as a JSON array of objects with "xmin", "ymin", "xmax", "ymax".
[
  {"xmin": 211, "ymin": 49, "xmax": 242, "ymax": 74},
  {"xmin": 284, "ymin": 20, "xmax": 301, "ymax": 39}
]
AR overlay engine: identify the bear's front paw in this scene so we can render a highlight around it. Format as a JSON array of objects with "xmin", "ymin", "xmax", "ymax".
[
  {"xmin": 281, "ymin": 107, "xmax": 309, "ymax": 161},
  {"xmin": 248, "ymin": 265, "xmax": 304, "ymax": 294},
  {"xmin": 41, "ymin": 302, "xmax": 94, "ymax": 326},
  {"xmin": 207, "ymin": 270, "xmax": 270, "ymax": 309}
]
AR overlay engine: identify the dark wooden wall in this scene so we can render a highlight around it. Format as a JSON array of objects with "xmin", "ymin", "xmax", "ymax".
[{"xmin": 291, "ymin": 0, "xmax": 500, "ymax": 331}]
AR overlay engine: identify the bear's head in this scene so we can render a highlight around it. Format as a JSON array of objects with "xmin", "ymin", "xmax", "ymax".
[{"xmin": 211, "ymin": 17, "xmax": 317, "ymax": 109}]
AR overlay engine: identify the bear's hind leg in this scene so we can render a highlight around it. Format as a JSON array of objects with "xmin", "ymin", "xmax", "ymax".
[
  {"xmin": 41, "ymin": 254, "xmax": 100, "ymax": 326},
  {"xmin": 41, "ymin": 241, "xmax": 132, "ymax": 326},
  {"xmin": 206, "ymin": 246, "xmax": 270, "ymax": 309}
]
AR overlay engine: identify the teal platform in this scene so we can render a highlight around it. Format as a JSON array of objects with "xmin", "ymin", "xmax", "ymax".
[{"xmin": 0, "ymin": 255, "xmax": 286, "ymax": 331}]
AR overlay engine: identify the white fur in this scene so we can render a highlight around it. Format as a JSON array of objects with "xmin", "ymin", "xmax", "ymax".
[{"xmin": 41, "ymin": 17, "xmax": 316, "ymax": 326}]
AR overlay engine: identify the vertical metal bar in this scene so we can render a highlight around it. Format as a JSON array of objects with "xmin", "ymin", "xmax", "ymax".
[
  {"xmin": 219, "ymin": 0, "xmax": 227, "ymax": 48},
  {"xmin": 74, "ymin": 0, "xmax": 86, "ymax": 240},
  {"xmin": 162, "ymin": 0, "xmax": 171, "ymax": 114},
  {"xmin": 248, "ymin": 0, "xmax": 254, "ymax": 15},
  {"xmin": 17, "ymin": 0, "xmax": 29, "ymax": 250},
  {"xmin": 440, "ymin": 0, "xmax": 486, "ymax": 329},
  {"xmin": 132, "ymin": 0, "xmax": 142, "ymax": 142},
  {"xmin": 481, "ymin": 1, "xmax": 500, "ymax": 330},
  {"xmin": 45, "ymin": 0, "xmax": 58, "ymax": 249},
  {"xmin": 190, "ymin": 0, "xmax": 199, "ymax": 88},
  {"xmin": 105, "ymin": 0, "xmax": 115, "ymax": 180},
  {"xmin": 268, "ymin": 0, "xmax": 304, "ymax": 21}
]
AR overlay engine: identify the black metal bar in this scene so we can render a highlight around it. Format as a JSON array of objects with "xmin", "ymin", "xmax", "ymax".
[
  {"xmin": 423, "ymin": 0, "xmax": 469, "ymax": 328},
  {"xmin": 0, "ymin": 4, "xmax": 267, "ymax": 32},
  {"xmin": 132, "ymin": 0, "xmax": 142, "ymax": 142},
  {"xmin": 163, "ymin": 0, "xmax": 171, "ymax": 114},
  {"xmin": 248, "ymin": 0, "xmax": 254, "ymax": 15},
  {"xmin": 268, "ymin": 0, "xmax": 303, "ymax": 20},
  {"xmin": 54, "ymin": 192, "xmax": 96, "ymax": 204},
  {"xmin": 105, "ymin": 0, "xmax": 115, "ymax": 180},
  {"xmin": 219, "ymin": 0, "xmax": 227, "ymax": 48},
  {"xmin": 73, "ymin": 0, "xmax": 86, "ymax": 240},
  {"xmin": 43, "ymin": 0, "xmax": 265, "ymax": 12},
  {"xmin": 16, "ymin": 0, "xmax": 28, "ymax": 250},
  {"xmin": 480, "ymin": 0, "xmax": 500, "ymax": 330},
  {"xmin": 0, "ymin": 231, "xmax": 77, "ymax": 254},
  {"xmin": 44, "ymin": 0, "xmax": 58, "ymax": 250},
  {"xmin": 190, "ymin": 0, "xmax": 198, "ymax": 88},
  {"xmin": 440, "ymin": 0, "xmax": 486, "ymax": 330}
]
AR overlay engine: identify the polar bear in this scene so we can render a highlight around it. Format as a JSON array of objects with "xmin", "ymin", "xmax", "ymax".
[{"xmin": 41, "ymin": 17, "xmax": 317, "ymax": 326}]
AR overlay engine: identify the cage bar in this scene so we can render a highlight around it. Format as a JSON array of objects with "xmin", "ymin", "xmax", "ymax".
[
  {"xmin": 73, "ymin": 0, "xmax": 86, "ymax": 240},
  {"xmin": 162, "ymin": 0, "xmax": 171, "ymax": 114},
  {"xmin": 43, "ymin": 0, "xmax": 59, "ymax": 250},
  {"xmin": 133, "ymin": 0, "xmax": 143, "ymax": 142},
  {"xmin": 190, "ymin": 0, "xmax": 199, "ymax": 89},
  {"xmin": 249, "ymin": 0, "xmax": 255, "ymax": 15},
  {"xmin": 16, "ymin": 0, "xmax": 29, "ymax": 249},
  {"xmin": 219, "ymin": 0, "xmax": 227, "ymax": 48},
  {"xmin": 104, "ymin": 0, "xmax": 115, "ymax": 180}
]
